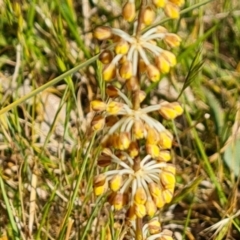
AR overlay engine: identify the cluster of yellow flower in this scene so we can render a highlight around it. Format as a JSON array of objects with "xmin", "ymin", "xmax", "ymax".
[
  {"xmin": 91, "ymin": 0, "xmax": 184, "ymax": 238},
  {"xmin": 95, "ymin": 149, "xmax": 176, "ymax": 218},
  {"xmin": 94, "ymin": 25, "xmax": 180, "ymax": 83},
  {"xmin": 122, "ymin": 0, "xmax": 185, "ymax": 21}
]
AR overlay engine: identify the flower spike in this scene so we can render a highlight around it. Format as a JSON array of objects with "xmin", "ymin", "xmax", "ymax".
[{"xmin": 92, "ymin": 0, "xmax": 185, "ymax": 238}]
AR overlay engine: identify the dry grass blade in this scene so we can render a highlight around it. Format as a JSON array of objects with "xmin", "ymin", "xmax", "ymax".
[{"xmin": 28, "ymin": 171, "xmax": 37, "ymax": 237}]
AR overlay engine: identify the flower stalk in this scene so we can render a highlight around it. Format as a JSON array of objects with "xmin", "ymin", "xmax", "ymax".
[{"xmin": 92, "ymin": 0, "xmax": 184, "ymax": 239}]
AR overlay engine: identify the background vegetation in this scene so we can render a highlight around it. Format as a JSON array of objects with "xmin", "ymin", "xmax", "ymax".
[{"xmin": 0, "ymin": 0, "xmax": 240, "ymax": 239}]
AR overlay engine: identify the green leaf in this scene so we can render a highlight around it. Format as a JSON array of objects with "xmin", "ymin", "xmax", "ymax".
[
  {"xmin": 223, "ymin": 137, "xmax": 240, "ymax": 177},
  {"xmin": 204, "ymin": 88, "xmax": 224, "ymax": 137}
]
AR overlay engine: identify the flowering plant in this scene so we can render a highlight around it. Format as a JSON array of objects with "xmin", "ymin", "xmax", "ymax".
[{"xmin": 91, "ymin": 0, "xmax": 184, "ymax": 239}]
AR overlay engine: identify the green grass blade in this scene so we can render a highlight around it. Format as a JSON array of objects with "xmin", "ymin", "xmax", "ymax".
[
  {"xmin": 0, "ymin": 177, "xmax": 20, "ymax": 240},
  {"xmin": 0, "ymin": 54, "xmax": 99, "ymax": 116},
  {"xmin": 178, "ymin": 49, "xmax": 204, "ymax": 99}
]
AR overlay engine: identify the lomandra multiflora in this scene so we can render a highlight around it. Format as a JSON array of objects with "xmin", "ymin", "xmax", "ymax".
[{"xmin": 92, "ymin": 0, "xmax": 184, "ymax": 239}]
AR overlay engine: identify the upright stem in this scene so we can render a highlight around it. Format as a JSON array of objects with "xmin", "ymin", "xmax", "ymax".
[
  {"xmin": 135, "ymin": 0, "xmax": 146, "ymax": 38},
  {"xmin": 133, "ymin": 89, "xmax": 140, "ymax": 110},
  {"xmin": 133, "ymin": 156, "xmax": 141, "ymax": 172},
  {"xmin": 135, "ymin": 2, "xmax": 145, "ymax": 239},
  {"xmin": 136, "ymin": 217, "xmax": 143, "ymax": 240}
]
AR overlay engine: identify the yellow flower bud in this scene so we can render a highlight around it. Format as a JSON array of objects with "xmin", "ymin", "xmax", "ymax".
[
  {"xmin": 103, "ymin": 63, "xmax": 116, "ymax": 81},
  {"xmin": 133, "ymin": 120, "xmax": 145, "ymax": 139},
  {"xmin": 117, "ymin": 132, "xmax": 131, "ymax": 150},
  {"xmin": 119, "ymin": 60, "xmax": 133, "ymax": 79},
  {"xmin": 91, "ymin": 115, "xmax": 105, "ymax": 131},
  {"xmin": 164, "ymin": 2, "xmax": 180, "ymax": 19},
  {"xmin": 122, "ymin": 0, "xmax": 135, "ymax": 22},
  {"xmin": 112, "ymin": 192, "xmax": 125, "ymax": 210},
  {"xmin": 155, "ymin": 54, "xmax": 171, "ymax": 74},
  {"xmin": 126, "ymin": 76, "xmax": 140, "ymax": 91},
  {"xmin": 159, "ymin": 102, "xmax": 183, "ymax": 120},
  {"xmin": 145, "ymin": 200, "xmax": 157, "ymax": 218},
  {"xmin": 146, "ymin": 144, "xmax": 160, "ymax": 158},
  {"xmin": 93, "ymin": 174, "xmax": 106, "ymax": 196},
  {"xmin": 148, "ymin": 219, "xmax": 161, "ymax": 234},
  {"xmin": 157, "ymin": 150, "xmax": 171, "ymax": 162},
  {"xmin": 161, "ymin": 51, "xmax": 177, "ymax": 67},
  {"xmin": 142, "ymin": 6, "xmax": 155, "ymax": 26},
  {"xmin": 110, "ymin": 174, "xmax": 123, "ymax": 192},
  {"xmin": 164, "ymin": 33, "xmax": 182, "ymax": 47},
  {"xmin": 146, "ymin": 64, "xmax": 160, "ymax": 82},
  {"xmin": 160, "ymin": 171, "xmax": 175, "ymax": 188},
  {"xmin": 134, "ymin": 187, "xmax": 147, "ymax": 205},
  {"xmin": 153, "ymin": 194, "xmax": 165, "ymax": 208},
  {"xmin": 115, "ymin": 40, "xmax": 130, "ymax": 55},
  {"xmin": 134, "ymin": 203, "xmax": 146, "ymax": 218},
  {"xmin": 147, "ymin": 127, "xmax": 160, "ymax": 145},
  {"xmin": 90, "ymin": 100, "xmax": 106, "ymax": 111},
  {"xmin": 128, "ymin": 141, "xmax": 139, "ymax": 158},
  {"xmin": 93, "ymin": 26, "xmax": 112, "ymax": 40},
  {"xmin": 94, "ymin": 184, "xmax": 106, "ymax": 196},
  {"xmin": 153, "ymin": 0, "xmax": 165, "ymax": 8},
  {"xmin": 158, "ymin": 131, "xmax": 173, "ymax": 149},
  {"xmin": 149, "ymin": 182, "xmax": 162, "ymax": 198},
  {"xmin": 106, "ymin": 101, "xmax": 123, "ymax": 115},
  {"xmin": 99, "ymin": 50, "xmax": 113, "ymax": 64},
  {"xmin": 162, "ymin": 189, "xmax": 173, "ymax": 203},
  {"xmin": 166, "ymin": 185, "xmax": 175, "ymax": 193}
]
